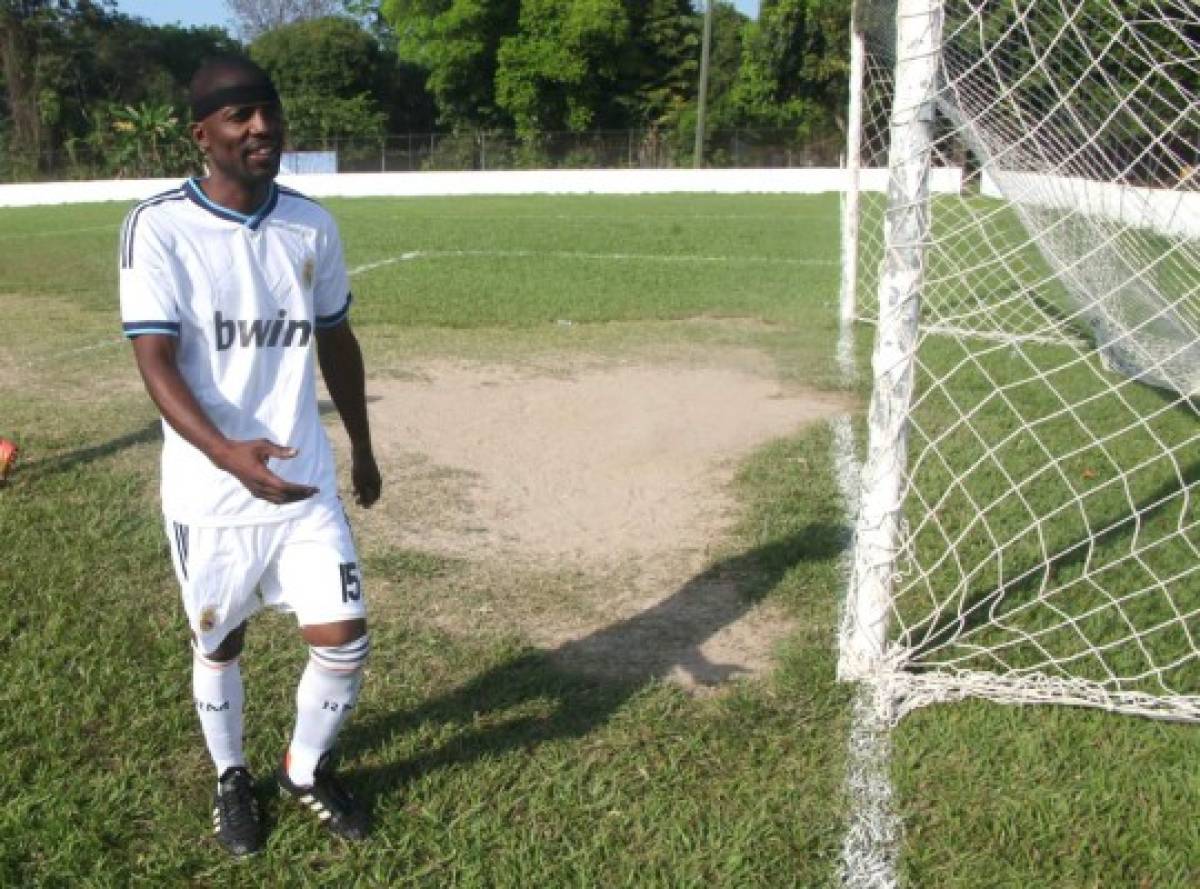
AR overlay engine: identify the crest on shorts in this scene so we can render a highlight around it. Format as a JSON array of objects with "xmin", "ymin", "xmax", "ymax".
[
  {"xmin": 198, "ymin": 606, "xmax": 217, "ymax": 632},
  {"xmin": 302, "ymin": 256, "xmax": 316, "ymax": 289}
]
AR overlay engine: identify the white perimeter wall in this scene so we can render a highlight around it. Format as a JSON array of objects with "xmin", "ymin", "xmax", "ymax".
[
  {"xmin": 0, "ymin": 166, "xmax": 965, "ymax": 207},
  {"xmin": 982, "ymin": 170, "xmax": 1200, "ymax": 239}
]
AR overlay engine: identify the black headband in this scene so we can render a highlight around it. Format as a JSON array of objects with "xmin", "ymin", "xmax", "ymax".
[{"xmin": 190, "ymin": 82, "xmax": 281, "ymax": 122}]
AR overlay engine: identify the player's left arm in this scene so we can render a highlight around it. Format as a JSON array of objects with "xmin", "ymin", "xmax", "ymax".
[{"xmin": 316, "ymin": 319, "xmax": 381, "ymax": 508}]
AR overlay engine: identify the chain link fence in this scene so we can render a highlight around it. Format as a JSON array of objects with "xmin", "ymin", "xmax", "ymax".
[{"xmin": 2, "ymin": 128, "xmax": 845, "ymax": 182}]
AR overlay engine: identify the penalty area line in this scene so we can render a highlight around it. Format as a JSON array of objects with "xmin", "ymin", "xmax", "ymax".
[
  {"xmin": 38, "ymin": 250, "xmax": 419, "ymax": 365},
  {"xmin": 348, "ymin": 248, "xmax": 835, "ymax": 275},
  {"xmin": 44, "ymin": 245, "xmax": 833, "ymax": 363}
]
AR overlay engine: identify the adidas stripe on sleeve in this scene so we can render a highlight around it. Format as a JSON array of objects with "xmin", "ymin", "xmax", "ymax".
[
  {"xmin": 119, "ymin": 189, "xmax": 185, "ymax": 339},
  {"xmin": 313, "ymin": 217, "xmax": 352, "ymax": 330}
]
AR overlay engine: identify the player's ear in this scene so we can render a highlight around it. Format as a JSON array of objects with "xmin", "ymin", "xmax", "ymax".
[{"xmin": 191, "ymin": 120, "xmax": 209, "ymax": 153}]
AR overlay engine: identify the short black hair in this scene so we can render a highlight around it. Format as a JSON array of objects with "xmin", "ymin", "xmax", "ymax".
[{"xmin": 189, "ymin": 56, "xmax": 279, "ymax": 121}]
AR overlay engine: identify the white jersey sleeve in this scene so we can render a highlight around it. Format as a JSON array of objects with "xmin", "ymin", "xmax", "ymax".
[
  {"xmin": 314, "ymin": 217, "xmax": 352, "ymax": 330},
  {"xmin": 119, "ymin": 201, "xmax": 183, "ymax": 338}
]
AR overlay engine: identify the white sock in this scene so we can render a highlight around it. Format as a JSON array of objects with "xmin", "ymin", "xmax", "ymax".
[
  {"xmin": 287, "ymin": 634, "xmax": 370, "ymax": 787},
  {"xmin": 192, "ymin": 648, "xmax": 245, "ymax": 777}
]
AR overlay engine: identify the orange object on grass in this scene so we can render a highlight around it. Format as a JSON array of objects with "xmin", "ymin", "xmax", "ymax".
[{"xmin": 0, "ymin": 437, "xmax": 18, "ymax": 483}]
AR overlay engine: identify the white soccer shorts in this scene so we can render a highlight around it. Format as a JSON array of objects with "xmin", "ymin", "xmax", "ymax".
[{"xmin": 165, "ymin": 499, "xmax": 366, "ymax": 655}]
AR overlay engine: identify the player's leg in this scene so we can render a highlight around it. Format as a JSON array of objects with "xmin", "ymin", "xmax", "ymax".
[
  {"xmin": 193, "ymin": 622, "xmax": 265, "ymax": 856},
  {"xmin": 289, "ymin": 617, "xmax": 369, "ymax": 786},
  {"xmin": 192, "ymin": 622, "xmax": 247, "ymax": 775},
  {"xmin": 261, "ymin": 502, "xmax": 371, "ymax": 839},
  {"xmin": 166, "ymin": 519, "xmax": 267, "ymax": 856}
]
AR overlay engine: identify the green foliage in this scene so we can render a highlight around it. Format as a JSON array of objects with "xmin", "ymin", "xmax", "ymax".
[
  {"xmin": 731, "ymin": 0, "xmax": 850, "ymax": 138},
  {"xmin": 0, "ymin": 0, "xmax": 855, "ymax": 173},
  {"xmin": 622, "ymin": 0, "xmax": 702, "ymax": 129},
  {"xmin": 84, "ymin": 101, "xmax": 200, "ymax": 178},
  {"xmin": 252, "ymin": 15, "xmax": 384, "ymax": 96},
  {"xmin": 967, "ymin": 0, "xmax": 1199, "ymax": 185},
  {"xmin": 282, "ymin": 92, "xmax": 388, "ymax": 146},
  {"xmin": 378, "ymin": 0, "xmax": 847, "ymax": 154},
  {"xmin": 251, "ymin": 16, "xmax": 395, "ymax": 146},
  {"xmin": 384, "ymin": 0, "xmax": 522, "ymax": 129},
  {"xmin": 495, "ymin": 0, "xmax": 630, "ymax": 138},
  {"xmin": 0, "ymin": 1, "xmax": 236, "ymax": 178}
]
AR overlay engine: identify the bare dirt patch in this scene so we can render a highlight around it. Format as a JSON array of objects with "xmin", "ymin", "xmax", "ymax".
[{"xmin": 344, "ymin": 360, "xmax": 853, "ymax": 688}]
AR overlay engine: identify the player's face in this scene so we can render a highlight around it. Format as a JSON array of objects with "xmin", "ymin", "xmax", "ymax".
[{"xmin": 194, "ymin": 100, "xmax": 285, "ymax": 187}]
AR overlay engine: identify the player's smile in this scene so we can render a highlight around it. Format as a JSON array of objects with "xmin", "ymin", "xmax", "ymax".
[{"xmin": 245, "ymin": 136, "xmax": 281, "ymax": 165}]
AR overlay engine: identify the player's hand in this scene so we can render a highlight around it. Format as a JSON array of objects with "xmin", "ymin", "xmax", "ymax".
[
  {"xmin": 350, "ymin": 443, "xmax": 382, "ymax": 508},
  {"xmin": 214, "ymin": 439, "xmax": 319, "ymax": 505}
]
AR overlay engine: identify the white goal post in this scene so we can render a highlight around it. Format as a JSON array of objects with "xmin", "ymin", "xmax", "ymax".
[{"xmin": 840, "ymin": 0, "xmax": 1200, "ymax": 722}]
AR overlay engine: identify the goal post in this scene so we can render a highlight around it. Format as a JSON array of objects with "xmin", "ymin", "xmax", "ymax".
[
  {"xmin": 840, "ymin": 0, "xmax": 1200, "ymax": 722},
  {"xmin": 840, "ymin": 0, "xmax": 944, "ymax": 682}
]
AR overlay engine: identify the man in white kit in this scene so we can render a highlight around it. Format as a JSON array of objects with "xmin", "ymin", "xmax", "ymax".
[{"xmin": 120, "ymin": 56, "xmax": 381, "ymax": 856}]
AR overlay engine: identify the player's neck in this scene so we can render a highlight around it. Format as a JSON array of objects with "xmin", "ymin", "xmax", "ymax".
[{"xmin": 196, "ymin": 175, "xmax": 273, "ymax": 216}]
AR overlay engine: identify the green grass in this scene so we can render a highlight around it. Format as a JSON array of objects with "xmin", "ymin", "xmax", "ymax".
[
  {"xmin": 2, "ymin": 192, "xmax": 1198, "ymax": 886},
  {"xmin": 853, "ymin": 192, "xmax": 1200, "ymax": 884}
]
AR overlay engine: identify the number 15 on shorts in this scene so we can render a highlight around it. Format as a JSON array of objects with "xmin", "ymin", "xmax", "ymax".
[{"xmin": 340, "ymin": 562, "xmax": 362, "ymax": 603}]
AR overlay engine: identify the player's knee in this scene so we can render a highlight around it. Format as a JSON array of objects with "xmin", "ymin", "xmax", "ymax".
[
  {"xmin": 308, "ymin": 632, "xmax": 370, "ymax": 676},
  {"xmin": 193, "ymin": 623, "xmax": 246, "ymax": 663},
  {"xmin": 300, "ymin": 617, "xmax": 366, "ymax": 648}
]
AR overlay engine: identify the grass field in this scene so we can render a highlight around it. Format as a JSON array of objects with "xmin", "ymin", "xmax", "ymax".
[{"xmin": 2, "ymin": 192, "xmax": 1198, "ymax": 887}]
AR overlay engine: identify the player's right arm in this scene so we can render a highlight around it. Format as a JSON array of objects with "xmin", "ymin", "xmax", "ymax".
[
  {"xmin": 130, "ymin": 334, "xmax": 318, "ymax": 505},
  {"xmin": 121, "ymin": 204, "xmax": 315, "ymax": 505}
]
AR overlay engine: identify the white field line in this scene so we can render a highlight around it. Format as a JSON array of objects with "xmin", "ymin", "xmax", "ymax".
[
  {"xmin": 831, "ymin": 417, "xmax": 900, "ymax": 882},
  {"xmin": 348, "ymin": 248, "xmax": 836, "ymax": 275},
  {"xmin": 836, "ymin": 321, "xmax": 858, "ymax": 384},
  {"xmin": 40, "ymin": 246, "xmax": 833, "ymax": 363},
  {"xmin": 37, "ymin": 247, "xmax": 424, "ymax": 365},
  {"xmin": 377, "ymin": 213, "xmax": 838, "ymax": 222},
  {"xmin": 841, "ymin": 684, "xmax": 901, "ymax": 889},
  {"xmin": 347, "ymin": 251, "xmax": 425, "ymax": 275}
]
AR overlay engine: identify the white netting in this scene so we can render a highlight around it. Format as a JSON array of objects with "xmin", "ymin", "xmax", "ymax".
[{"xmin": 843, "ymin": 0, "xmax": 1200, "ymax": 722}]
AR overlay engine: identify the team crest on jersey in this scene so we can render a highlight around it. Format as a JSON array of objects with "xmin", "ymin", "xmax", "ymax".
[{"xmin": 302, "ymin": 256, "xmax": 316, "ymax": 289}]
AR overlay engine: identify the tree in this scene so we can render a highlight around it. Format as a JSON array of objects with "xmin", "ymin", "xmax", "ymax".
[
  {"xmin": 621, "ymin": 0, "xmax": 701, "ymax": 129},
  {"xmin": 278, "ymin": 92, "xmax": 387, "ymax": 146},
  {"xmin": 252, "ymin": 14, "xmax": 384, "ymax": 96},
  {"xmin": 88, "ymin": 101, "xmax": 199, "ymax": 177},
  {"xmin": 965, "ymin": 0, "xmax": 1200, "ymax": 185},
  {"xmin": 494, "ymin": 0, "xmax": 629, "ymax": 139},
  {"xmin": 666, "ymin": 1, "xmax": 749, "ymax": 164},
  {"xmin": 381, "ymin": 0, "xmax": 522, "ymax": 130},
  {"xmin": 730, "ymin": 0, "xmax": 850, "ymax": 139},
  {"xmin": 251, "ymin": 16, "xmax": 396, "ymax": 146},
  {"xmin": 1, "ymin": 2, "xmax": 237, "ymax": 177},
  {"xmin": 226, "ymin": 0, "xmax": 345, "ymax": 41},
  {"xmin": 0, "ymin": 1, "xmax": 112, "ymax": 173}
]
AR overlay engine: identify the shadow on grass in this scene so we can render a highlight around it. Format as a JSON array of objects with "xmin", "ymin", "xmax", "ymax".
[
  {"xmin": 18, "ymin": 421, "xmax": 162, "ymax": 481},
  {"xmin": 14, "ymin": 397, "xmax": 380, "ymax": 483},
  {"xmin": 347, "ymin": 523, "xmax": 847, "ymax": 805}
]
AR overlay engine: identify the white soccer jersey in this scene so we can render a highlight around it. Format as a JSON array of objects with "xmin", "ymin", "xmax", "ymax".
[{"xmin": 119, "ymin": 178, "xmax": 352, "ymax": 526}]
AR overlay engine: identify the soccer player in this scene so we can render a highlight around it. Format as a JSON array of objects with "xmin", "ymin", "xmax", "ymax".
[{"xmin": 119, "ymin": 57, "xmax": 381, "ymax": 856}]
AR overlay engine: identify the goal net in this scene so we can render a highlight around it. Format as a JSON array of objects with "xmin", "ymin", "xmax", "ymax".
[{"xmin": 841, "ymin": 0, "xmax": 1200, "ymax": 722}]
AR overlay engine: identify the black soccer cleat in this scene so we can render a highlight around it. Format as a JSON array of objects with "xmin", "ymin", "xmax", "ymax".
[
  {"xmin": 277, "ymin": 752, "xmax": 370, "ymax": 841},
  {"xmin": 212, "ymin": 766, "xmax": 264, "ymax": 857}
]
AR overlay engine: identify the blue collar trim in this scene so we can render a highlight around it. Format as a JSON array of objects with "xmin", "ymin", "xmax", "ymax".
[{"xmin": 185, "ymin": 178, "xmax": 278, "ymax": 230}]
